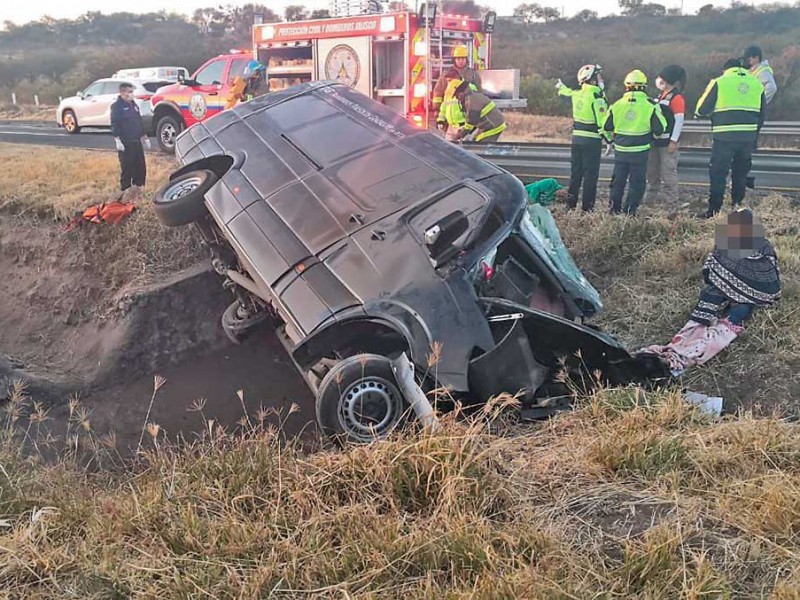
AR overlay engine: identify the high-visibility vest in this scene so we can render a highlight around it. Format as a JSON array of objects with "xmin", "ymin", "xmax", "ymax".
[
  {"xmin": 559, "ymin": 83, "xmax": 607, "ymax": 141},
  {"xmin": 607, "ymin": 91, "xmax": 664, "ymax": 153},
  {"xmin": 710, "ymin": 67, "xmax": 763, "ymax": 135}
]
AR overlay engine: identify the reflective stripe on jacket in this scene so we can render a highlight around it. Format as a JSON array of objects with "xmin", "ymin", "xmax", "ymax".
[{"xmin": 462, "ymin": 92, "xmax": 506, "ymax": 141}]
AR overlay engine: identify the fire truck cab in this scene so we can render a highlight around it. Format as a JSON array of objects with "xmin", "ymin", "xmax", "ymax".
[{"xmin": 253, "ymin": 6, "xmax": 524, "ymax": 129}]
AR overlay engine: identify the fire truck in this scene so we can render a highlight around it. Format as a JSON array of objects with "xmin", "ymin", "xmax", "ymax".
[{"xmin": 151, "ymin": 4, "xmax": 524, "ymax": 152}]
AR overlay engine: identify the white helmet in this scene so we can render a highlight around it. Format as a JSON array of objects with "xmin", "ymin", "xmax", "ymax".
[{"xmin": 577, "ymin": 64, "xmax": 602, "ymax": 84}]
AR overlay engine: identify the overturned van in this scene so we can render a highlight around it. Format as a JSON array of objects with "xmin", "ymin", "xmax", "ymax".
[{"xmin": 153, "ymin": 81, "xmax": 668, "ymax": 443}]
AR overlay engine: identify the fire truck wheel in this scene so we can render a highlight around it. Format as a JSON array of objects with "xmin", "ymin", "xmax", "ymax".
[
  {"xmin": 153, "ymin": 169, "xmax": 218, "ymax": 227},
  {"xmin": 155, "ymin": 114, "xmax": 183, "ymax": 154},
  {"xmin": 62, "ymin": 110, "xmax": 80, "ymax": 134}
]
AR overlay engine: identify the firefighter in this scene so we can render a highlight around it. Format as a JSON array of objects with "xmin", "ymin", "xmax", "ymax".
[
  {"xmin": 453, "ymin": 80, "xmax": 506, "ymax": 143},
  {"xmin": 432, "ymin": 45, "xmax": 482, "ymax": 118},
  {"xmin": 437, "ymin": 79, "xmax": 476, "ymax": 141},
  {"xmin": 602, "ymin": 70, "xmax": 667, "ymax": 216},
  {"xmin": 555, "ymin": 64, "xmax": 608, "ymax": 211},
  {"xmin": 695, "ymin": 58, "xmax": 766, "ymax": 218},
  {"xmin": 225, "ymin": 60, "xmax": 268, "ymax": 110}
]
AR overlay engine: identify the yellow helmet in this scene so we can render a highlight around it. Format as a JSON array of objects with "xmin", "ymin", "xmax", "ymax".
[
  {"xmin": 452, "ymin": 45, "xmax": 469, "ymax": 59},
  {"xmin": 624, "ymin": 69, "xmax": 648, "ymax": 88}
]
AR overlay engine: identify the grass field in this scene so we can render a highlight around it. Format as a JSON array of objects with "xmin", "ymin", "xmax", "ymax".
[{"xmin": 1, "ymin": 143, "xmax": 798, "ymax": 597}]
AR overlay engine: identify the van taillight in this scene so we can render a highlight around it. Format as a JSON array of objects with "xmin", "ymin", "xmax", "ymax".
[{"xmin": 481, "ymin": 261, "xmax": 495, "ymax": 281}]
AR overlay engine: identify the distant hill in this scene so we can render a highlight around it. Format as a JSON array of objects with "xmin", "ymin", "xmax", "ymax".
[{"xmin": 1, "ymin": 5, "xmax": 798, "ymax": 118}]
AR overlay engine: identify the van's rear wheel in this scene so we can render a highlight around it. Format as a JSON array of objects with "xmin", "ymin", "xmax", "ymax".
[
  {"xmin": 316, "ymin": 354, "xmax": 407, "ymax": 443},
  {"xmin": 153, "ymin": 169, "xmax": 217, "ymax": 227}
]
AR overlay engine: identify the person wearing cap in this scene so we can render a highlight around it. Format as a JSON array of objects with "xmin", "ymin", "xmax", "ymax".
[
  {"xmin": 742, "ymin": 45, "xmax": 777, "ymax": 190},
  {"xmin": 742, "ymin": 46, "xmax": 777, "ymax": 104},
  {"xmin": 225, "ymin": 60, "xmax": 268, "ymax": 110},
  {"xmin": 555, "ymin": 64, "xmax": 608, "ymax": 212},
  {"xmin": 452, "ymin": 80, "xmax": 506, "ymax": 143},
  {"xmin": 645, "ymin": 65, "xmax": 687, "ymax": 214},
  {"xmin": 695, "ymin": 58, "xmax": 766, "ymax": 218},
  {"xmin": 432, "ymin": 46, "xmax": 482, "ymax": 119},
  {"xmin": 602, "ymin": 69, "xmax": 666, "ymax": 216}
]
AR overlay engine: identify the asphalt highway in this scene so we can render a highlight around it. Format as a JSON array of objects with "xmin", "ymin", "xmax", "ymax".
[{"xmin": 2, "ymin": 121, "xmax": 799, "ymax": 191}]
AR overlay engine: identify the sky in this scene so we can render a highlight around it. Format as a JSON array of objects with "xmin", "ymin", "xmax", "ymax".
[{"xmin": 0, "ymin": 0, "xmax": 778, "ymax": 27}]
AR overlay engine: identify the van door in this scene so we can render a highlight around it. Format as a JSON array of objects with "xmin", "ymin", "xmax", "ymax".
[{"xmin": 185, "ymin": 57, "xmax": 229, "ymax": 125}]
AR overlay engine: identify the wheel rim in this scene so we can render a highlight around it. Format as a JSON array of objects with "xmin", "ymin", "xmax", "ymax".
[
  {"xmin": 337, "ymin": 375, "xmax": 403, "ymax": 441},
  {"xmin": 63, "ymin": 113, "xmax": 75, "ymax": 132},
  {"xmin": 163, "ymin": 177, "xmax": 202, "ymax": 201},
  {"xmin": 160, "ymin": 122, "xmax": 177, "ymax": 148}
]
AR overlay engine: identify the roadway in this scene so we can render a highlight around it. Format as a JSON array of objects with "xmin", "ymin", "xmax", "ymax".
[{"xmin": 2, "ymin": 121, "xmax": 799, "ymax": 192}]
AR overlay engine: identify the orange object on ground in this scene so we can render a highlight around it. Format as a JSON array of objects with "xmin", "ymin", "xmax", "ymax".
[{"xmin": 63, "ymin": 201, "xmax": 135, "ymax": 232}]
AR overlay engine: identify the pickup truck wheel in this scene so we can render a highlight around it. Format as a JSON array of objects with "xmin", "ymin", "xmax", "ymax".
[
  {"xmin": 221, "ymin": 300, "xmax": 268, "ymax": 345},
  {"xmin": 156, "ymin": 114, "xmax": 183, "ymax": 153},
  {"xmin": 62, "ymin": 110, "xmax": 80, "ymax": 134},
  {"xmin": 153, "ymin": 169, "xmax": 217, "ymax": 227},
  {"xmin": 316, "ymin": 354, "xmax": 406, "ymax": 443}
]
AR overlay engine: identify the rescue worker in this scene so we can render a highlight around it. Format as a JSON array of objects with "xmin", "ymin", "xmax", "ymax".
[
  {"xmin": 437, "ymin": 79, "xmax": 477, "ymax": 141},
  {"xmin": 646, "ymin": 65, "xmax": 687, "ymax": 213},
  {"xmin": 432, "ymin": 45, "xmax": 482, "ymax": 118},
  {"xmin": 695, "ymin": 58, "xmax": 766, "ymax": 218},
  {"xmin": 111, "ymin": 82, "xmax": 149, "ymax": 193},
  {"xmin": 741, "ymin": 46, "xmax": 776, "ymax": 189},
  {"xmin": 453, "ymin": 80, "xmax": 507, "ymax": 143},
  {"xmin": 225, "ymin": 60, "xmax": 268, "ymax": 110},
  {"xmin": 555, "ymin": 64, "xmax": 608, "ymax": 211},
  {"xmin": 602, "ymin": 70, "xmax": 666, "ymax": 215}
]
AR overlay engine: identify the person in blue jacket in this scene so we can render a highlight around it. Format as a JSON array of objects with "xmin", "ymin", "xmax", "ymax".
[{"xmin": 110, "ymin": 82, "xmax": 150, "ymax": 192}]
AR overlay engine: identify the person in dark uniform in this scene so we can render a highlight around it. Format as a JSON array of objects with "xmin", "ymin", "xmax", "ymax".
[{"xmin": 110, "ymin": 82, "xmax": 149, "ymax": 192}]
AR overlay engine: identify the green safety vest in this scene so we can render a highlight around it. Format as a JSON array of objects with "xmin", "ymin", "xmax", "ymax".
[
  {"xmin": 711, "ymin": 67, "xmax": 764, "ymax": 135},
  {"xmin": 559, "ymin": 83, "xmax": 606, "ymax": 140},
  {"xmin": 607, "ymin": 90, "xmax": 663, "ymax": 153},
  {"xmin": 439, "ymin": 95, "xmax": 466, "ymax": 127},
  {"xmin": 753, "ymin": 63, "xmax": 774, "ymax": 78}
]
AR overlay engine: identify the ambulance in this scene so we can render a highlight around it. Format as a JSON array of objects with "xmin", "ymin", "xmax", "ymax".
[{"xmin": 150, "ymin": 4, "xmax": 524, "ymax": 152}]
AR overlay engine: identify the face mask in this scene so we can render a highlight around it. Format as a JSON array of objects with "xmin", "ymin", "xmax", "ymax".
[{"xmin": 655, "ymin": 77, "xmax": 666, "ymax": 91}]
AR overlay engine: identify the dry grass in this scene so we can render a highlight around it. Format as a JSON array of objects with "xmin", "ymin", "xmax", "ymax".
[
  {"xmin": 554, "ymin": 192, "xmax": 800, "ymax": 416},
  {"xmin": 1, "ymin": 383, "xmax": 799, "ymax": 597},
  {"xmin": 503, "ymin": 112, "xmax": 572, "ymax": 143},
  {"xmin": 0, "ymin": 104, "xmax": 56, "ymax": 122},
  {"xmin": 0, "ymin": 143, "xmax": 204, "ymax": 291}
]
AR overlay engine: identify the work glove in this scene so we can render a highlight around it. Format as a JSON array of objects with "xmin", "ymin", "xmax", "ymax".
[
  {"xmin": 437, "ymin": 121, "xmax": 446, "ymax": 131},
  {"xmin": 114, "ymin": 138, "xmax": 125, "ymax": 152},
  {"xmin": 604, "ymin": 142, "xmax": 613, "ymax": 156},
  {"xmin": 462, "ymin": 131, "xmax": 477, "ymax": 143},
  {"xmin": 142, "ymin": 137, "xmax": 151, "ymax": 151},
  {"xmin": 555, "ymin": 78, "xmax": 564, "ymax": 90}
]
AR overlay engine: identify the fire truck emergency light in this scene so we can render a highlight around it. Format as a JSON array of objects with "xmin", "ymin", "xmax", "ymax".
[
  {"xmin": 483, "ymin": 11, "xmax": 497, "ymax": 33},
  {"xmin": 417, "ymin": 3, "xmax": 437, "ymax": 27}
]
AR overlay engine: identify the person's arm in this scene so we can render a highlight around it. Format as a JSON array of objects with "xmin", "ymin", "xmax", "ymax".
[
  {"xmin": 695, "ymin": 80, "xmax": 717, "ymax": 118},
  {"xmin": 669, "ymin": 95, "xmax": 685, "ymax": 145},
  {"xmin": 557, "ymin": 85, "xmax": 575, "ymax": 98},
  {"xmin": 758, "ymin": 92, "xmax": 767, "ymax": 131},
  {"xmin": 602, "ymin": 108, "xmax": 614, "ymax": 142},
  {"xmin": 651, "ymin": 105, "xmax": 666, "ymax": 138},
  {"xmin": 463, "ymin": 95, "xmax": 480, "ymax": 131},
  {"xmin": 473, "ymin": 70, "xmax": 482, "ymax": 91},
  {"xmin": 432, "ymin": 76, "xmax": 447, "ymax": 110},
  {"xmin": 110, "ymin": 99, "xmax": 122, "ymax": 139},
  {"xmin": 759, "ymin": 70, "xmax": 777, "ymax": 103},
  {"xmin": 592, "ymin": 92, "xmax": 608, "ymax": 130}
]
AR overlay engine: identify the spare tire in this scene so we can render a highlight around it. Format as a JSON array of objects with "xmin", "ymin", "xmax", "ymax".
[{"xmin": 153, "ymin": 169, "xmax": 218, "ymax": 227}]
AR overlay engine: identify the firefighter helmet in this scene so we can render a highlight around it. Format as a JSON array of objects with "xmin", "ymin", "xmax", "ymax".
[
  {"xmin": 624, "ymin": 69, "xmax": 648, "ymax": 88},
  {"xmin": 452, "ymin": 45, "xmax": 469, "ymax": 59},
  {"xmin": 577, "ymin": 64, "xmax": 602, "ymax": 84},
  {"xmin": 243, "ymin": 60, "xmax": 266, "ymax": 77}
]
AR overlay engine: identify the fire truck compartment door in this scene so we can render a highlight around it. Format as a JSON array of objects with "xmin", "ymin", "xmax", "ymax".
[{"xmin": 317, "ymin": 37, "xmax": 372, "ymax": 98}]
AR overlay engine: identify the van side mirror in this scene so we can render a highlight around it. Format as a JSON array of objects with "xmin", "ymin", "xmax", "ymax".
[
  {"xmin": 177, "ymin": 72, "xmax": 186, "ymax": 84},
  {"xmin": 77, "ymin": 91, "xmax": 84, "ymax": 99},
  {"xmin": 424, "ymin": 210, "xmax": 469, "ymax": 260}
]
